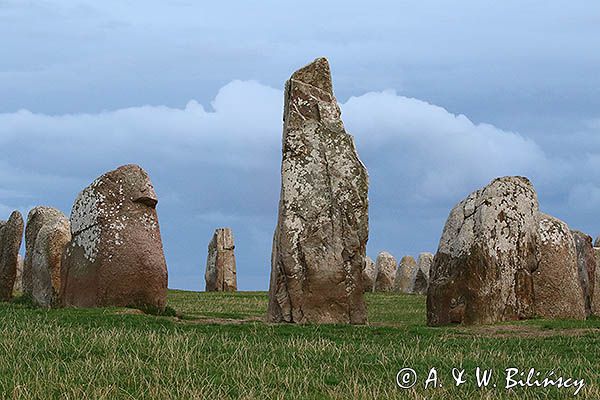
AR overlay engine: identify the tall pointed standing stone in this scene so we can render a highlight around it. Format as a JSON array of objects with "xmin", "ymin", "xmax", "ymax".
[
  {"xmin": 205, "ymin": 228, "xmax": 237, "ymax": 292},
  {"xmin": 267, "ymin": 58, "xmax": 369, "ymax": 324}
]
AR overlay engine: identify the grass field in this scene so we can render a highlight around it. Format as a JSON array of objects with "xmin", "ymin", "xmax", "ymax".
[{"xmin": 0, "ymin": 291, "xmax": 598, "ymax": 399}]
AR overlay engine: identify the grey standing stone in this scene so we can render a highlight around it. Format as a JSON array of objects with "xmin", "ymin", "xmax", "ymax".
[
  {"xmin": 593, "ymin": 246, "xmax": 600, "ymax": 316},
  {"xmin": 427, "ymin": 176, "xmax": 586, "ymax": 325},
  {"xmin": 413, "ymin": 252, "xmax": 434, "ymax": 295},
  {"xmin": 572, "ymin": 231, "xmax": 596, "ymax": 317},
  {"xmin": 205, "ymin": 228, "xmax": 237, "ymax": 292},
  {"xmin": 0, "ymin": 211, "xmax": 24, "ymax": 301},
  {"xmin": 31, "ymin": 217, "xmax": 71, "ymax": 307},
  {"xmin": 394, "ymin": 255, "xmax": 416, "ymax": 293},
  {"xmin": 375, "ymin": 252, "xmax": 397, "ymax": 292},
  {"xmin": 13, "ymin": 254, "xmax": 24, "ymax": 293},
  {"xmin": 24, "ymin": 207, "xmax": 65, "ymax": 295},
  {"xmin": 267, "ymin": 57, "xmax": 369, "ymax": 324},
  {"xmin": 533, "ymin": 215, "xmax": 585, "ymax": 320},
  {"xmin": 362, "ymin": 256, "xmax": 376, "ymax": 293}
]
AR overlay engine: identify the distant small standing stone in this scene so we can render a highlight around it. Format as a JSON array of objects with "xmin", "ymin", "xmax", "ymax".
[
  {"xmin": 394, "ymin": 255, "xmax": 417, "ymax": 293},
  {"xmin": 362, "ymin": 256, "xmax": 376, "ymax": 293},
  {"xmin": 375, "ymin": 252, "xmax": 397, "ymax": 292},
  {"xmin": 413, "ymin": 252, "xmax": 433, "ymax": 295},
  {"xmin": 205, "ymin": 228, "xmax": 237, "ymax": 292},
  {"xmin": 572, "ymin": 231, "xmax": 597, "ymax": 317}
]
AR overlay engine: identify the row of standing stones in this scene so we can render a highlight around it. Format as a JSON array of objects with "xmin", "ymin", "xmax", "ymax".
[
  {"xmin": 201, "ymin": 231, "xmax": 431, "ymax": 296},
  {"xmin": 361, "ymin": 252, "xmax": 434, "ymax": 295},
  {"xmin": 0, "ymin": 165, "xmax": 169, "ymax": 309},
  {"xmin": 0, "ymin": 56, "xmax": 598, "ymax": 326}
]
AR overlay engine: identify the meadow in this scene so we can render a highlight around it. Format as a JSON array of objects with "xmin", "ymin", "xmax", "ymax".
[{"xmin": 0, "ymin": 290, "xmax": 598, "ymax": 399}]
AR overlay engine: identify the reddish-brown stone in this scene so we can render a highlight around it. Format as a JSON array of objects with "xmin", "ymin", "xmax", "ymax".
[{"xmin": 61, "ymin": 164, "xmax": 168, "ymax": 310}]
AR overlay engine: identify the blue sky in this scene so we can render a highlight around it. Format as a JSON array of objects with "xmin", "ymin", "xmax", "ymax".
[{"xmin": 1, "ymin": 1, "xmax": 599, "ymax": 290}]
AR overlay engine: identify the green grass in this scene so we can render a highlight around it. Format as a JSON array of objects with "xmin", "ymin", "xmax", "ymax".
[{"xmin": 0, "ymin": 291, "xmax": 597, "ymax": 399}]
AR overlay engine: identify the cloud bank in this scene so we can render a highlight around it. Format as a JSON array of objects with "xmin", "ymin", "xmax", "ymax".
[{"xmin": 0, "ymin": 80, "xmax": 597, "ymax": 290}]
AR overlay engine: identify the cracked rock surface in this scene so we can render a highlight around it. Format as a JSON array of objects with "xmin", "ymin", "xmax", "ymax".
[
  {"xmin": 205, "ymin": 228, "xmax": 237, "ymax": 292},
  {"xmin": 428, "ymin": 176, "xmax": 587, "ymax": 325},
  {"xmin": 61, "ymin": 164, "xmax": 168, "ymax": 310},
  {"xmin": 267, "ymin": 58, "xmax": 369, "ymax": 324},
  {"xmin": 0, "ymin": 211, "xmax": 23, "ymax": 301}
]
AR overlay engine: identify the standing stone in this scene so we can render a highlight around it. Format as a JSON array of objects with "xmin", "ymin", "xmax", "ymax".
[
  {"xmin": 413, "ymin": 252, "xmax": 434, "ymax": 295},
  {"xmin": 427, "ymin": 176, "xmax": 586, "ymax": 326},
  {"xmin": 31, "ymin": 217, "xmax": 71, "ymax": 307},
  {"xmin": 0, "ymin": 211, "xmax": 24, "ymax": 301},
  {"xmin": 24, "ymin": 207, "xmax": 65, "ymax": 295},
  {"xmin": 533, "ymin": 215, "xmax": 585, "ymax": 320},
  {"xmin": 394, "ymin": 255, "xmax": 416, "ymax": 293},
  {"xmin": 61, "ymin": 164, "xmax": 168, "ymax": 310},
  {"xmin": 375, "ymin": 252, "xmax": 397, "ymax": 292},
  {"xmin": 572, "ymin": 231, "xmax": 596, "ymax": 317},
  {"xmin": 593, "ymin": 246, "xmax": 600, "ymax": 316},
  {"xmin": 13, "ymin": 255, "xmax": 24, "ymax": 293},
  {"xmin": 594, "ymin": 236, "xmax": 600, "ymax": 248},
  {"xmin": 267, "ymin": 57, "xmax": 369, "ymax": 324},
  {"xmin": 362, "ymin": 256, "xmax": 376, "ymax": 293},
  {"xmin": 205, "ymin": 228, "xmax": 237, "ymax": 292}
]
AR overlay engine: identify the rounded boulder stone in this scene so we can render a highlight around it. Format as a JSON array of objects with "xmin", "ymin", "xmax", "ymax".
[{"xmin": 61, "ymin": 164, "xmax": 168, "ymax": 310}]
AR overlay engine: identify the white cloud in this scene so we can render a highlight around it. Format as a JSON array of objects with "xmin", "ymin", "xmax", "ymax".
[{"xmin": 342, "ymin": 90, "xmax": 549, "ymax": 203}]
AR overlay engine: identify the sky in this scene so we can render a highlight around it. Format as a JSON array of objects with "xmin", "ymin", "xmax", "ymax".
[{"xmin": 1, "ymin": 1, "xmax": 599, "ymax": 290}]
